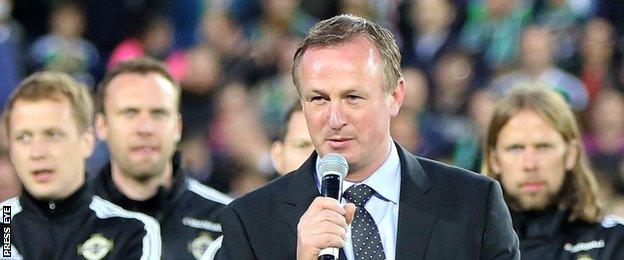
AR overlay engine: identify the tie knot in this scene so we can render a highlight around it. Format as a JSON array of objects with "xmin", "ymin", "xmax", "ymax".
[{"xmin": 343, "ymin": 184, "xmax": 375, "ymax": 206}]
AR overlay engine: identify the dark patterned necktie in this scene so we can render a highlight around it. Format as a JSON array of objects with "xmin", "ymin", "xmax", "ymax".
[{"xmin": 343, "ymin": 184, "xmax": 386, "ymax": 260}]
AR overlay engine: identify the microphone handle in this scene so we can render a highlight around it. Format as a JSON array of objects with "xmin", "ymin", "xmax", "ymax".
[
  {"xmin": 321, "ymin": 174, "xmax": 342, "ymax": 199},
  {"xmin": 318, "ymin": 173, "xmax": 343, "ymax": 259},
  {"xmin": 318, "ymin": 254, "xmax": 337, "ymax": 260}
]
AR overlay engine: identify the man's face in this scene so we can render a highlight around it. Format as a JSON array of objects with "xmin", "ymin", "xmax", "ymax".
[
  {"xmin": 490, "ymin": 109, "xmax": 576, "ymax": 211},
  {"xmin": 97, "ymin": 72, "xmax": 181, "ymax": 181},
  {"xmin": 297, "ymin": 37, "xmax": 404, "ymax": 180},
  {"xmin": 271, "ymin": 111, "xmax": 314, "ymax": 175},
  {"xmin": 9, "ymin": 98, "xmax": 93, "ymax": 200}
]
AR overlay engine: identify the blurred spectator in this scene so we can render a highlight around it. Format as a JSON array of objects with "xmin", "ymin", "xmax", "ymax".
[
  {"xmin": 178, "ymin": 46, "xmax": 222, "ymax": 134},
  {"xmin": 270, "ymin": 101, "xmax": 313, "ymax": 176},
  {"xmin": 584, "ymin": 88, "xmax": 624, "ymax": 195},
  {"xmin": 250, "ymin": 35, "xmax": 301, "ymax": 141},
  {"xmin": 169, "ymin": 0, "xmax": 204, "ymax": 50},
  {"xmin": 531, "ymin": 0, "xmax": 592, "ymax": 69},
  {"xmin": 459, "ymin": 0, "xmax": 531, "ymax": 74},
  {"xmin": 418, "ymin": 51, "xmax": 476, "ymax": 161},
  {"xmin": 243, "ymin": 0, "xmax": 317, "ymax": 86},
  {"xmin": 338, "ymin": 0, "xmax": 401, "ymax": 31},
  {"xmin": 78, "ymin": 0, "xmax": 168, "ymax": 78},
  {"xmin": 176, "ymin": 46, "xmax": 223, "ymax": 183},
  {"xmin": 29, "ymin": 1, "xmax": 99, "ymax": 87},
  {"xmin": 200, "ymin": 8, "xmax": 259, "ymax": 86},
  {"xmin": 107, "ymin": 13, "xmax": 173, "ymax": 69},
  {"xmin": 490, "ymin": 25, "xmax": 589, "ymax": 110},
  {"xmin": 452, "ymin": 89, "xmax": 496, "ymax": 172},
  {"xmin": 596, "ymin": 0, "xmax": 624, "ymax": 53},
  {"xmin": 0, "ymin": 0, "xmax": 24, "ymax": 109},
  {"xmin": 213, "ymin": 83, "xmax": 274, "ymax": 175},
  {"xmin": 399, "ymin": 0, "xmax": 459, "ymax": 76},
  {"xmin": 391, "ymin": 67, "xmax": 429, "ymax": 154},
  {"xmin": 576, "ymin": 18, "xmax": 618, "ymax": 102}
]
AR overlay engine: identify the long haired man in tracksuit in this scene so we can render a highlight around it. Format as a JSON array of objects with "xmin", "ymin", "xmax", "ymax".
[{"xmin": 483, "ymin": 87, "xmax": 624, "ymax": 259}]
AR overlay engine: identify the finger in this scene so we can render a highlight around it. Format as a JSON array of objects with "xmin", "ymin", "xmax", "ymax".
[
  {"xmin": 311, "ymin": 197, "xmax": 346, "ymax": 214},
  {"xmin": 318, "ymin": 209, "xmax": 348, "ymax": 228},
  {"xmin": 316, "ymin": 233, "xmax": 347, "ymax": 249},
  {"xmin": 311, "ymin": 221, "xmax": 348, "ymax": 240},
  {"xmin": 344, "ymin": 203, "xmax": 356, "ymax": 225}
]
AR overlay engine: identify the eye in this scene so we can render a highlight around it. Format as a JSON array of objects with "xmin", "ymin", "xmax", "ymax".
[
  {"xmin": 310, "ymin": 96, "xmax": 327, "ymax": 105},
  {"xmin": 346, "ymin": 95, "xmax": 362, "ymax": 103},
  {"xmin": 15, "ymin": 133, "xmax": 32, "ymax": 143},
  {"xmin": 45, "ymin": 130, "xmax": 65, "ymax": 141},
  {"xmin": 120, "ymin": 109, "xmax": 138, "ymax": 117},
  {"xmin": 152, "ymin": 109, "xmax": 170, "ymax": 118},
  {"xmin": 505, "ymin": 144, "xmax": 523, "ymax": 152},
  {"xmin": 536, "ymin": 143, "xmax": 553, "ymax": 151}
]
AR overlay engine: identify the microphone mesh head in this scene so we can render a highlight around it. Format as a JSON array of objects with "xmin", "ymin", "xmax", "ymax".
[{"xmin": 319, "ymin": 153, "xmax": 348, "ymax": 178}]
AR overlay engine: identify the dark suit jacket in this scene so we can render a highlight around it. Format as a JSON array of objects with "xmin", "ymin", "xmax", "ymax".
[{"xmin": 219, "ymin": 143, "xmax": 519, "ymax": 259}]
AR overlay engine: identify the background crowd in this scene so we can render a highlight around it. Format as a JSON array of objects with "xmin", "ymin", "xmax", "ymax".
[{"xmin": 2, "ymin": 0, "xmax": 624, "ymax": 216}]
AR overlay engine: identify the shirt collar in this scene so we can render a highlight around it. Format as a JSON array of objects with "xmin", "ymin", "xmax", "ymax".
[{"xmin": 315, "ymin": 139, "xmax": 401, "ymax": 204}]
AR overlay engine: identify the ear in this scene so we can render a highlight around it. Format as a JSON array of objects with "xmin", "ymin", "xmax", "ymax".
[
  {"xmin": 489, "ymin": 150, "xmax": 501, "ymax": 175},
  {"xmin": 95, "ymin": 113, "xmax": 107, "ymax": 141},
  {"xmin": 565, "ymin": 139, "xmax": 579, "ymax": 171},
  {"xmin": 389, "ymin": 77, "xmax": 406, "ymax": 117},
  {"xmin": 81, "ymin": 127, "xmax": 95, "ymax": 159},
  {"xmin": 270, "ymin": 141, "xmax": 284, "ymax": 175}
]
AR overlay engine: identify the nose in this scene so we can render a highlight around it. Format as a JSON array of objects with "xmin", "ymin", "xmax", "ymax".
[
  {"xmin": 29, "ymin": 139, "xmax": 48, "ymax": 160},
  {"xmin": 328, "ymin": 101, "xmax": 346, "ymax": 130},
  {"xmin": 135, "ymin": 113, "xmax": 156, "ymax": 136},
  {"xmin": 522, "ymin": 148, "xmax": 538, "ymax": 172}
]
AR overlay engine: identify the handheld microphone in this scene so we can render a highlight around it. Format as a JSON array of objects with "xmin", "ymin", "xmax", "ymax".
[{"xmin": 318, "ymin": 153, "xmax": 348, "ymax": 260}]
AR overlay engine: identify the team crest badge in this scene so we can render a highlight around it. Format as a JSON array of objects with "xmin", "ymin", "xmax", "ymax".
[
  {"xmin": 576, "ymin": 254, "xmax": 594, "ymax": 260},
  {"xmin": 77, "ymin": 234, "xmax": 114, "ymax": 260},
  {"xmin": 189, "ymin": 232, "xmax": 214, "ymax": 259}
]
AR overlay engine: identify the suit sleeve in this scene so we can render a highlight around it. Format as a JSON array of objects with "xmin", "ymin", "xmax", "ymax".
[
  {"xmin": 480, "ymin": 180, "xmax": 520, "ymax": 260},
  {"xmin": 217, "ymin": 205, "xmax": 257, "ymax": 260}
]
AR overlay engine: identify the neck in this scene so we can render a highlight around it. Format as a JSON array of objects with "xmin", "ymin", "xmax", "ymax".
[
  {"xmin": 345, "ymin": 139, "xmax": 392, "ymax": 182},
  {"xmin": 110, "ymin": 162, "xmax": 173, "ymax": 201}
]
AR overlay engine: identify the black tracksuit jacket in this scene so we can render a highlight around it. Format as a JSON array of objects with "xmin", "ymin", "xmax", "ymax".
[
  {"xmin": 91, "ymin": 155, "xmax": 231, "ymax": 260},
  {"xmin": 512, "ymin": 207, "xmax": 624, "ymax": 259},
  {"xmin": 1, "ymin": 183, "xmax": 161, "ymax": 259}
]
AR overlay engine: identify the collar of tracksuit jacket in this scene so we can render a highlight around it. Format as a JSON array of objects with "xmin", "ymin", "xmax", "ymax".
[
  {"xmin": 20, "ymin": 181, "xmax": 92, "ymax": 221},
  {"xmin": 511, "ymin": 206, "xmax": 577, "ymax": 239},
  {"xmin": 97, "ymin": 152, "xmax": 187, "ymax": 220}
]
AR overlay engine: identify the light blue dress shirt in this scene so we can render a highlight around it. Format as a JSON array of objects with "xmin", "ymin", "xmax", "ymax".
[{"xmin": 315, "ymin": 140, "xmax": 401, "ymax": 260}]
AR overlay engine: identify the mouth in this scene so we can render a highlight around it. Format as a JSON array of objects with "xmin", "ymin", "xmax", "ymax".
[
  {"xmin": 325, "ymin": 137, "xmax": 354, "ymax": 150},
  {"xmin": 130, "ymin": 145, "xmax": 159, "ymax": 155},
  {"xmin": 520, "ymin": 182, "xmax": 546, "ymax": 193},
  {"xmin": 32, "ymin": 169, "xmax": 55, "ymax": 182}
]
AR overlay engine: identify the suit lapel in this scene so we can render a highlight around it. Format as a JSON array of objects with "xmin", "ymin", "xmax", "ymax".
[
  {"xmin": 395, "ymin": 144, "xmax": 440, "ymax": 260},
  {"xmin": 282, "ymin": 152, "xmax": 321, "ymax": 236}
]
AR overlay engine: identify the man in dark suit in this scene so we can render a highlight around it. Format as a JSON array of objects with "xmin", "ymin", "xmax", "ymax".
[{"xmin": 219, "ymin": 14, "xmax": 519, "ymax": 260}]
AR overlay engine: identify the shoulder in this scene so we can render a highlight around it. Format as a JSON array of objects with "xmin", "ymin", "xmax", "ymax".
[
  {"xmin": 416, "ymin": 156, "xmax": 496, "ymax": 187},
  {"xmin": 227, "ymin": 173, "xmax": 296, "ymax": 213},
  {"xmin": 88, "ymin": 196, "xmax": 162, "ymax": 259},
  {"xmin": 185, "ymin": 178, "xmax": 233, "ymax": 206},
  {"xmin": 88, "ymin": 196, "xmax": 160, "ymax": 234},
  {"xmin": 0, "ymin": 197, "xmax": 22, "ymax": 220},
  {"xmin": 0, "ymin": 196, "xmax": 20, "ymax": 208},
  {"xmin": 602, "ymin": 215, "xmax": 624, "ymax": 229}
]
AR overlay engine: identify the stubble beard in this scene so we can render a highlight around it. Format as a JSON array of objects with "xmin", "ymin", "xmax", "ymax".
[
  {"xmin": 505, "ymin": 186, "xmax": 563, "ymax": 212},
  {"xmin": 118, "ymin": 157, "xmax": 168, "ymax": 183}
]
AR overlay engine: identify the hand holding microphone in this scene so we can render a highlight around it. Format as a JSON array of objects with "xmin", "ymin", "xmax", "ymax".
[{"xmin": 296, "ymin": 153, "xmax": 355, "ymax": 260}]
